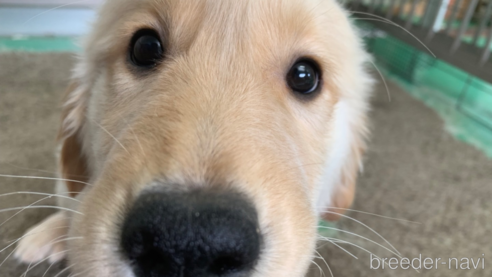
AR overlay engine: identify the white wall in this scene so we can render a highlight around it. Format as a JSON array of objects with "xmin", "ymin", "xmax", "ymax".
[
  {"xmin": 0, "ymin": 0, "xmax": 102, "ymax": 8},
  {"xmin": 0, "ymin": 6, "xmax": 96, "ymax": 36}
]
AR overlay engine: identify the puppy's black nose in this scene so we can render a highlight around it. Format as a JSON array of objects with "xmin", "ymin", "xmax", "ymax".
[{"xmin": 121, "ymin": 190, "xmax": 261, "ymax": 277}]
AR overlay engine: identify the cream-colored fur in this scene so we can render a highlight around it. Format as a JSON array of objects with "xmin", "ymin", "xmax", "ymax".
[{"xmin": 15, "ymin": 0, "xmax": 373, "ymax": 276}]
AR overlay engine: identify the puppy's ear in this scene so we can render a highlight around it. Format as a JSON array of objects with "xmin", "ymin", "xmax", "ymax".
[
  {"xmin": 57, "ymin": 82, "xmax": 89, "ymax": 198},
  {"xmin": 319, "ymin": 101, "xmax": 369, "ymax": 221}
]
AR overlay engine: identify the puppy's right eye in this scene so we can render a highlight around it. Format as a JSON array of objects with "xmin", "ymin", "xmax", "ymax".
[
  {"xmin": 287, "ymin": 60, "xmax": 320, "ymax": 96},
  {"xmin": 130, "ymin": 30, "xmax": 164, "ymax": 67}
]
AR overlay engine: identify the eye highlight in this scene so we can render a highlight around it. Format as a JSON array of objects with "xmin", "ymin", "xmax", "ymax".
[
  {"xmin": 129, "ymin": 29, "xmax": 164, "ymax": 68},
  {"xmin": 287, "ymin": 59, "xmax": 321, "ymax": 96}
]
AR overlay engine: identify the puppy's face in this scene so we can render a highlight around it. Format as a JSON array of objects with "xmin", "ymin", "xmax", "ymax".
[{"xmin": 59, "ymin": 0, "xmax": 372, "ymax": 276}]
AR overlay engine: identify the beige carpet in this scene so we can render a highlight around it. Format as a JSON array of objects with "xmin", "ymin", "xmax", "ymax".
[{"xmin": 1, "ymin": 53, "xmax": 491, "ymax": 277}]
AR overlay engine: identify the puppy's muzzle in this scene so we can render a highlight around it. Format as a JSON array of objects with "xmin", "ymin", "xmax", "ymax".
[{"xmin": 121, "ymin": 189, "xmax": 262, "ymax": 277}]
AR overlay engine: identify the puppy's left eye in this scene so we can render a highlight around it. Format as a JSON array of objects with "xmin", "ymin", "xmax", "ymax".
[
  {"xmin": 130, "ymin": 30, "xmax": 164, "ymax": 67},
  {"xmin": 287, "ymin": 60, "xmax": 320, "ymax": 95}
]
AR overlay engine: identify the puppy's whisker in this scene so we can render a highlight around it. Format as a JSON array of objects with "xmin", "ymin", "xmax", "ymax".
[
  {"xmin": 310, "ymin": 259, "xmax": 324, "ymax": 277},
  {"xmin": 317, "ymin": 235, "xmax": 358, "ymax": 260},
  {"xmin": 29, "ymin": 243, "xmax": 93, "ymax": 277},
  {"xmin": 68, "ymin": 260, "xmax": 118, "ymax": 277},
  {"xmin": 277, "ymin": 162, "xmax": 325, "ymax": 177},
  {"xmin": 67, "ymin": 265, "xmax": 98, "ymax": 277},
  {"xmin": 0, "ymin": 197, "xmax": 53, "ymax": 229},
  {"xmin": 324, "ymin": 238, "xmax": 420, "ymax": 274},
  {"xmin": 350, "ymin": 11, "xmax": 436, "ymax": 58},
  {"xmin": 317, "ymin": 227, "xmax": 401, "ymax": 258},
  {"xmin": 0, "ymin": 194, "xmax": 79, "ymax": 228},
  {"xmin": 0, "ymin": 174, "xmax": 93, "ymax": 187},
  {"xmin": 321, "ymin": 206, "xmax": 420, "ymax": 224},
  {"xmin": 87, "ymin": 117, "xmax": 129, "ymax": 154},
  {"xmin": 20, "ymin": 234, "xmax": 71, "ymax": 277},
  {"xmin": 0, "ymin": 191, "xmax": 80, "ymax": 202},
  {"xmin": 53, "ymin": 264, "xmax": 76, "ymax": 277},
  {"xmin": 320, "ymin": 237, "xmax": 387, "ymax": 263},
  {"xmin": 0, "ymin": 240, "xmax": 24, "ymax": 256},
  {"xmin": 127, "ymin": 121, "xmax": 145, "ymax": 156},
  {"xmin": 8, "ymin": 234, "xmax": 65, "ymax": 276},
  {"xmin": 23, "ymin": 244, "xmax": 77, "ymax": 277},
  {"xmin": 25, "ymin": 251, "xmax": 69, "ymax": 276},
  {"xmin": 0, "ymin": 245, "xmax": 19, "ymax": 268},
  {"xmin": 314, "ymin": 250, "xmax": 333, "ymax": 277},
  {"xmin": 66, "ymin": 257, "xmax": 116, "ymax": 277},
  {"xmin": 1, "ymin": 226, "xmax": 70, "ymax": 254},
  {"xmin": 323, "ymin": 211, "xmax": 401, "ymax": 256},
  {"xmin": 0, "ymin": 206, "xmax": 83, "ymax": 215},
  {"xmin": 42, "ymin": 261, "xmax": 56, "ymax": 277},
  {"xmin": 368, "ymin": 60, "xmax": 391, "ymax": 102},
  {"xmin": 0, "ymin": 162, "xmax": 69, "ymax": 177}
]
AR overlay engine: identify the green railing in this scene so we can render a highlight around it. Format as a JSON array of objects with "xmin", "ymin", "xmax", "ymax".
[{"xmin": 360, "ymin": 22, "xmax": 492, "ymax": 157}]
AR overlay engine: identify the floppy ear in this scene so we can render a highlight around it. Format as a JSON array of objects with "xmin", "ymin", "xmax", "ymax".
[
  {"xmin": 319, "ymin": 100, "xmax": 369, "ymax": 221},
  {"xmin": 57, "ymin": 82, "xmax": 89, "ymax": 198}
]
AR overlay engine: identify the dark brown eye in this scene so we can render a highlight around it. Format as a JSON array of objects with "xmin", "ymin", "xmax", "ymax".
[
  {"xmin": 130, "ymin": 30, "xmax": 164, "ymax": 67},
  {"xmin": 287, "ymin": 60, "xmax": 320, "ymax": 95}
]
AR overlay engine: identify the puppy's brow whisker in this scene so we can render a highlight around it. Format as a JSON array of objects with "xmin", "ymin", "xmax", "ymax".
[
  {"xmin": 323, "ymin": 211, "xmax": 400, "ymax": 256},
  {"xmin": 23, "ymin": 0, "xmax": 91, "ymax": 24},
  {"xmin": 0, "ymin": 205, "xmax": 83, "ymax": 215},
  {"xmin": 322, "ymin": 206, "xmax": 421, "ymax": 224},
  {"xmin": 0, "ymin": 174, "xmax": 93, "ymax": 187},
  {"xmin": 350, "ymin": 11, "xmax": 436, "ymax": 58},
  {"xmin": 368, "ymin": 60, "xmax": 391, "ymax": 102}
]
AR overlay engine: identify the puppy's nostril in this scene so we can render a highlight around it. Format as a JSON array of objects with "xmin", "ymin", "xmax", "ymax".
[
  {"xmin": 122, "ymin": 229, "xmax": 174, "ymax": 276},
  {"xmin": 121, "ymin": 190, "xmax": 261, "ymax": 277},
  {"xmin": 124, "ymin": 230, "xmax": 146, "ymax": 260},
  {"xmin": 209, "ymin": 256, "xmax": 244, "ymax": 275}
]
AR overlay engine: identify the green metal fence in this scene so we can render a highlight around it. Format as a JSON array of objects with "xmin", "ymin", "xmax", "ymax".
[{"xmin": 359, "ymin": 21, "xmax": 492, "ymax": 156}]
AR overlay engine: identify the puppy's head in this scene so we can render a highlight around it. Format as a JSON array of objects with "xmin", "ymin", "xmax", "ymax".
[{"xmin": 59, "ymin": 0, "xmax": 372, "ymax": 276}]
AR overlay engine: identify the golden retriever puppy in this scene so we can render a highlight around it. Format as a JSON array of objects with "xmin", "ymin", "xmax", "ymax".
[{"xmin": 15, "ymin": 0, "xmax": 372, "ymax": 276}]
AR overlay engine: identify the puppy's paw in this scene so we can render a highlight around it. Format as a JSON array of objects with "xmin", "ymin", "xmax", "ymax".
[{"xmin": 14, "ymin": 211, "xmax": 69, "ymax": 264}]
